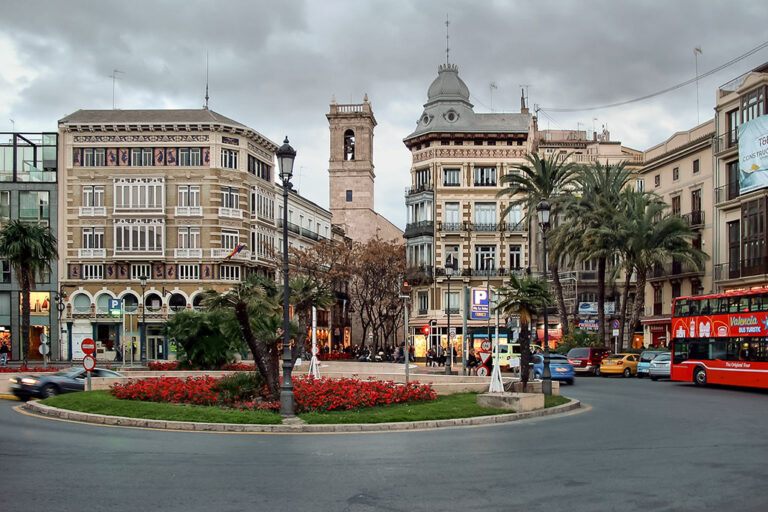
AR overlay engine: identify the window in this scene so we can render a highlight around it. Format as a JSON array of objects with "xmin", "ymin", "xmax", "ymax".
[
  {"xmin": 94, "ymin": 148, "xmax": 105, "ymax": 166},
  {"xmin": 741, "ymin": 87, "xmax": 765, "ymax": 124},
  {"xmin": 510, "ymin": 245, "xmax": 522, "ymax": 269},
  {"xmin": 445, "ymin": 291, "xmax": 460, "ymax": 313},
  {"xmin": 346, "ymin": 190, "xmax": 353, "ymax": 202},
  {"xmin": 418, "ymin": 291, "xmax": 428, "ymax": 315},
  {"xmin": 83, "ymin": 148, "xmax": 94, "ymax": 167},
  {"xmin": 19, "ymin": 191, "xmax": 49, "ymax": 222},
  {"xmin": 507, "ymin": 204, "xmax": 522, "ymax": 228},
  {"xmin": 83, "ymin": 264, "xmax": 104, "ymax": 280},
  {"xmin": 221, "ymin": 149, "xmax": 239, "ymax": 169},
  {"xmin": 727, "ymin": 161, "xmax": 740, "ymax": 200},
  {"xmin": 415, "ymin": 168, "xmax": 430, "ymax": 188},
  {"xmin": 742, "ymin": 198, "xmax": 766, "ymax": 272},
  {"xmin": 247, "ymin": 155, "xmax": 270, "ymax": 180},
  {"xmin": 635, "ymin": 179, "xmax": 645, "ymax": 193},
  {"xmin": 443, "ymin": 168, "xmax": 460, "ymax": 186},
  {"xmin": 142, "ymin": 148, "xmax": 153, "ymax": 166},
  {"xmin": 82, "ymin": 228, "xmax": 104, "ymax": 249},
  {"xmin": 692, "ymin": 159, "xmax": 700, "ymax": 174},
  {"xmin": 654, "ymin": 174, "xmax": 660, "ymax": 187},
  {"xmin": 178, "ymin": 185, "xmax": 200, "ymax": 207},
  {"xmin": 0, "ymin": 191, "xmax": 9, "ymax": 222},
  {"xmin": 178, "ymin": 227, "xmax": 200, "ymax": 249},
  {"xmin": 83, "ymin": 185, "xmax": 104, "ymax": 207},
  {"xmin": 474, "ymin": 202, "xmax": 496, "ymax": 229},
  {"xmin": 671, "ymin": 196, "xmax": 681, "ymax": 216},
  {"xmin": 727, "ymin": 109, "xmax": 739, "ymax": 147},
  {"xmin": 444, "ymin": 202, "xmax": 460, "ymax": 227},
  {"xmin": 221, "ymin": 230, "xmax": 239, "ymax": 250},
  {"xmin": 672, "ymin": 167, "xmax": 679, "ymax": 181},
  {"xmin": 691, "ymin": 189, "xmax": 702, "ymax": 213},
  {"xmin": 343, "ymin": 129, "xmax": 355, "ymax": 161},
  {"xmin": 220, "ymin": 265, "xmax": 241, "ymax": 281},
  {"xmin": 473, "ymin": 166, "xmax": 497, "ymax": 186},
  {"xmin": 114, "ymin": 220, "xmax": 164, "ymax": 254},
  {"xmin": 1, "ymin": 260, "xmax": 10, "ymax": 283},
  {"xmin": 131, "ymin": 264, "xmax": 151, "ymax": 280},
  {"xmin": 178, "ymin": 148, "xmax": 201, "ymax": 166},
  {"xmin": 445, "ymin": 245, "xmax": 459, "ymax": 270},
  {"xmin": 114, "ymin": 178, "xmax": 164, "ymax": 210},
  {"xmin": 407, "ymin": 241, "xmax": 432, "ymax": 267},
  {"xmin": 178, "ymin": 264, "xmax": 200, "ymax": 280},
  {"xmin": 475, "ymin": 245, "xmax": 496, "ymax": 271},
  {"xmin": 221, "ymin": 187, "xmax": 239, "ymax": 209},
  {"xmin": 671, "ymin": 282, "xmax": 681, "ymax": 300},
  {"xmin": 728, "ymin": 220, "xmax": 740, "ymax": 274}
]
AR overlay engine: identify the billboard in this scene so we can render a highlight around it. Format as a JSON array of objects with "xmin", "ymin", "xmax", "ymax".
[
  {"xmin": 578, "ymin": 302, "xmax": 615, "ymax": 315},
  {"xmin": 738, "ymin": 116, "xmax": 768, "ymax": 194}
]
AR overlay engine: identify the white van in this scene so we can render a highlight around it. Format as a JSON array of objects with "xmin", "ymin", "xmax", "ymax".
[{"xmin": 506, "ymin": 343, "xmax": 543, "ymax": 370}]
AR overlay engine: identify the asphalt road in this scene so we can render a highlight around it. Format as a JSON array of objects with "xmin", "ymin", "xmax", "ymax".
[{"xmin": 2, "ymin": 375, "xmax": 768, "ymax": 512}]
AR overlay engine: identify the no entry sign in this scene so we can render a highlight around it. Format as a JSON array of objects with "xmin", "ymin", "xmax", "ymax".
[
  {"xmin": 81, "ymin": 338, "xmax": 96, "ymax": 355},
  {"xmin": 83, "ymin": 355, "xmax": 96, "ymax": 371}
]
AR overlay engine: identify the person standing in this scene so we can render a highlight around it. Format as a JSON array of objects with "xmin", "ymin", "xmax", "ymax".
[{"xmin": 0, "ymin": 342, "xmax": 9, "ymax": 366}]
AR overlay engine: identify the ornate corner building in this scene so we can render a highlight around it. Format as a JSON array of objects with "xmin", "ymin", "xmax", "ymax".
[{"xmin": 57, "ymin": 109, "xmax": 279, "ymax": 361}]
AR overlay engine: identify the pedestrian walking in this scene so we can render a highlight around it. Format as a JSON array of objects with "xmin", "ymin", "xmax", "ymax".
[{"xmin": 0, "ymin": 342, "xmax": 9, "ymax": 366}]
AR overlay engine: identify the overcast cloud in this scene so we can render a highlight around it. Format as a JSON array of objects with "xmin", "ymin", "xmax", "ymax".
[{"xmin": 2, "ymin": 0, "xmax": 767, "ymax": 229}]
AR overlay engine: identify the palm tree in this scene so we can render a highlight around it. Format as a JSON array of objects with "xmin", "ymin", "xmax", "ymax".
[
  {"xmin": 0, "ymin": 220, "xmax": 58, "ymax": 366},
  {"xmin": 286, "ymin": 275, "xmax": 336, "ymax": 357},
  {"xmin": 496, "ymin": 273, "xmax": 553, "ymax": 388},
  {"xmin": 497, "ymin": 152, "xmax": 580, "ymax": 337},
  {"xmin": 559, "ymin": 161, "xmax": 631, "ymax": 345}
]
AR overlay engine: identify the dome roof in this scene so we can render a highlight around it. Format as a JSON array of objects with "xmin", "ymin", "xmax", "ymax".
[{"xmin": 426, "ymin": 64, "xmax": 471, "ymax": 106}]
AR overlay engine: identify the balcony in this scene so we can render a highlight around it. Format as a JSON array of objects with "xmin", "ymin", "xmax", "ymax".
[
  {"xmin": 714, "ymin": 183, "xmax": 740, "ymax": 204},
  {"xmin": 406, "ymin": 265, "xmax": 434, "ymax": 286},
  {"xmin": 648, "ymin": 261, "xmax": 704, "ymax": 281},
  {"xmin": 174, "ymin": 248, "xmax": 203, "ymax": 258},
  {"xmin": 78, "ymin": 248, "xmax": 106, "ymax": 258},
  {"xmin": 404, "ymin": 183, "xmax": 433, "ymax": 196},
  {"xmin": 276, "ymin": 218, "xmax": 301, "ymax": 235},
  {"xmin": 681, "ymin": 210, "xmax": 704, "ymax": 227},
  {"xmin": 218, "ymin": 207, "xmax": 243, "ymax": 219},
  {"xmin": 501, "ymin": 221, "xmax": 526, "ymax": 232},
  {"xmin": 175, "ymin": 206, "xmax": 203, "ymax": 216},
  {"xmin": 444, "ymin": 308, "xmax": 460, "ymax": 315},
  {"xmin": 79, "ymin": 206, "xmax": 107, "ymax": 217},
  {"xmin": 437, "ymin": 221, "xmax": 464, "ymax": 232},
  {"xmin": 210, "ymin": 248, "xmax": 251, "ymax": 261},
  {"xmin": 713, "ymin": 132, "xmax": 738, "ymax": 155},
  {"xmin": 404, "ymin": 220, "xmax": 434, "ymax": 238},
  {"xmin": 714, "ymin": 258, "xmax": 768, "ymax": 281},
  {"xmin": 300, "ymin": 227, "xmax": 320, "ymax": 241},
  {"xmin": 470, "ymin": 223, "xmax": 498, "ymax": 232}
]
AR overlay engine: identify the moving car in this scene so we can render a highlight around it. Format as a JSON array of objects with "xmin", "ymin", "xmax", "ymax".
[
  {"xmin": 649, "ymin": 353, "xmax": 671, "ymax": 381},
  {"xmin": 636, "ymin": 350, "xmax": 669, "ymax": 378},
  {"xmin": 599, "ymin": 353, "xmax": 640, "ymax": 377},
  {"xmin": 506, "ymin": 343, "xmax": 543, "ymax": 371},
  {"xmin": 567, "ymin": 347, "xmax": 610, "ymax": 375},
  {"xmin": 9, "ymin": 367, "xmax": 123, "ymax": 400},
  {"xmin": 532, "ymin": 354, "xmax": 575, "ymax": 384}
]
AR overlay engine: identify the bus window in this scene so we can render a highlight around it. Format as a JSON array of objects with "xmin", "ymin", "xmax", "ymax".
[
  {"xmin": 699, "ymin": 299, "xmax": 712, "ymax": 315},
  {"xmin": 752, "ymin": 294, "xmax": 768, "ymax": 312},
  {"xmin": 716, "ymin": 298, "xmax": 729, "ymax": 314},
  {"xmin": 689, "ymin": 301, "xmax": 699, "ymax": 316},
  {"xmin": 738, "ymin": 296, "xmax": 750, "ymax": 312},
  {"xmin": 673, "ymin": 342, "xmax": 688, "ymax": 364},
  {"xmin": 711, "ymin": 341, "xmax": 727, "ymax": 360},
  {"xmin": 675, "ymin": 299, "xmax": 690, "ymax": 317},
  {"xmin": 726, "ymin": 342, "xmax": 741, "ymax": 361},
  {"xmin": 728, "ymin": 298, "xmax": 740, "ymax": 314}
]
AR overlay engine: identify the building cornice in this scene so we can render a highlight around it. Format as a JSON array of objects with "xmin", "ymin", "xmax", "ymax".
[{"xmin": 641, "ymin": 134, "xmax": 713, "ymax": 172}]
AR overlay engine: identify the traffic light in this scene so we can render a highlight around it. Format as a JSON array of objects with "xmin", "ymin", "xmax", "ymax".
[
  {"xmin": 422, "ymin": 325, "xmax": 430, "ymax": 336},
  {"xmin": 401, "ymin": 280, "xmax": 411, "ymax": 295}
]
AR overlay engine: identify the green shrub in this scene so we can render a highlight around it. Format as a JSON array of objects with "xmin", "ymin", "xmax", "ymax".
[
  {"xmin": 213, "ymin": 372, "xmax": 266, "ymax": 404},
  {"xmin": 165, "ymin": 310, "xmax": 245, "ymax": 369},
  {"xmin": 555, "ymin": 329, "xmax": 604, "ymax": 355}
]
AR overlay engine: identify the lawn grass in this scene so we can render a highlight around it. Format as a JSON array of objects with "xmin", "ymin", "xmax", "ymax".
[
  {"xmin": 39, "ymin": 391, "xmax": 572, "ymax": 425},
  {"xmin": 40, "ymin": 391, "xmax": 282, "ymax": 424}
]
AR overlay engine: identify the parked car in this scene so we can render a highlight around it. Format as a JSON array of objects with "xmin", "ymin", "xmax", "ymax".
[
  {"xmin": 9, "ymin": 367, "xmax": 123, "ymax": 400},
  {"xmin": 567, "ymin": 347, "xmax": 610, "ymax": 375},
  {"xmin": 599, "ymin": 353, "xmax": 640, "ymax": 377},
  {"xmin": 532, "ymin": 354, "xmax": 575, "ymax": 385},
  {"xmin": 649, "ymin": 353, "xmax": 672, "ymax": 381},
  {"xmin": 637, "ymin": 350, "xmax": 669, "ymax": 378}
]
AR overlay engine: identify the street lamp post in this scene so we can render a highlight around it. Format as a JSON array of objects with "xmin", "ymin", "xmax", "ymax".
[
  {"xmin": 54, "ymin": 287, "xmax": 68, "ymax": 361},
  {"xmin": 277, "ymin": 137, "xmax": 297, "ymax": 417},
  {"xmin": 140, "ymin": 275, "xmax": 147, "ymax": 363},
  {"xmin": 536, "ymin": 199, "xmax": 552, "ymax": 396},
  {"xmin": 444, "ymin": 255, "xmax": 457, "ymax": 375}
]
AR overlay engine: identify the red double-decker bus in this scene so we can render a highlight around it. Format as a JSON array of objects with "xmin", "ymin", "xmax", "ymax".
[{"xmin": 670, "ymin": 286, "xmax": 768, "ymax": 388}]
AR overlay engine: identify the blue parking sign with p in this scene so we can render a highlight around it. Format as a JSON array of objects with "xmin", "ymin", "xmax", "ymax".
[
  {"xmin": 471, "ymin": 288, "xmax": 490, "ymax": 320},
  {"xmin": 109, "ymin": 298, "xmax": 122, "ymax": 317}
]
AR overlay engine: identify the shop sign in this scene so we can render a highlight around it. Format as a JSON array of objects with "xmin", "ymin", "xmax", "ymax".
[
  {"xmin": 578, "ymin": 319, "xmax": 599, "ymax": 331},
  {"xmin": 578, "ymin": 302, "xmax": 615, "ymax": 315}
]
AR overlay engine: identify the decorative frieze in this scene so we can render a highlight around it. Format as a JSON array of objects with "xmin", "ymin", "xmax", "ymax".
[
  {"xmin": 247, "ymin": 141, "xmax": 272, "ymax": 160},
  {"xmin": 73, "ymin": 134, "xmax": 209, "ymax": 143},
  {"xmin": 413, "ymin": 147, "xmax": 527, "ymax": 163}
]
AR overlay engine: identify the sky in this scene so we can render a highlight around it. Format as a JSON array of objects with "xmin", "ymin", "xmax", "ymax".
[{"xmin": 2, "ymin": 0, "xmax": 768, "ymax": 230}]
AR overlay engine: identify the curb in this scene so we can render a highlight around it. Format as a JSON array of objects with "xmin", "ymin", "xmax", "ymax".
[
  {"xmin": 0, "ymin": 394, "xmax": 19, "ymax": 401},
  {"xmin": 20, "ymin": 399, "xmax": 581, "ymax": 434}
]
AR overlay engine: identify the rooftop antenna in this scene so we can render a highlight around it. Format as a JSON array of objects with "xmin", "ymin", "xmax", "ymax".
[
  {"xmin": 445, "ymin": 14, "xmax": 450, "ymax": 65},
  {"xmin": 694, "ymin": 46, "xmax": 702, "ymax": 124},
  {"xmin": 489, "ymin": 82, "xmax": 498, "ymax": 111},
  {"xmin": 204, "ymin": 52, "xmax": 210, "ymax": 109},
  {"xmin": 109, "ymin": 69, "xmax": 124, "ymax": 109},
  {"xmin": 9, "ymin": 119, "xmax": 14, "ymax": 132}
]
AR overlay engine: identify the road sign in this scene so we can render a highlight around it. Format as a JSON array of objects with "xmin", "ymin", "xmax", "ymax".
[
  {"xmin": 480, "ymin": 340, "xmax": 492, "ymax": 351},
  {"xmin": 612, "ymin": 319, "xmax": 620, "ymax": 329},
  {"xmin": 40, "ymin": 332, "xmax": 48, "ymax": 345},
  {"xmin": 81, "ymin": 338, "xmax": 96, "ymax": 355},
  {"xmin": 479, "ymin": 351, "xmax": 493, "ymax": 365},
  {"xmin": 470, "ymin": 288, "xmax": 490, "ymax": 320},
  {"xmin": 449, "ymin": 328, "xmax": 456, "ymax": 340},
  {"xmin": 612, "ymin": 329, "xmax": 620, "ymax": 336},
  {"xmin": 476, "ymin": 366, "xmax": 489, "ymax": 377},
  {"xmin": 38, "ymin": 344, "xmax": 49, "ymax": 355},
  {"xmin": 109, "ymin": 298, "xmax": 122, "ymax": 317},
  {"xmin": 83, "ymin": 355, "xmax": 96, "ymax": 371}
]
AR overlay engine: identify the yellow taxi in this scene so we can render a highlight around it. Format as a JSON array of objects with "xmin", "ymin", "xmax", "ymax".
[{"xmin": 599, "ymin": 353, "xmax": 640, "ymax": 377}]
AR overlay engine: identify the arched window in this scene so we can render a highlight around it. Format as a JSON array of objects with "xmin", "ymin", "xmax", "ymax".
[
  {"xmin": 343, "ymin": 129, "xmax": 355, "ymax": 161},
  {"xmin": 169, "ymin": 293, "xmax": 187, "ymax": 313}
]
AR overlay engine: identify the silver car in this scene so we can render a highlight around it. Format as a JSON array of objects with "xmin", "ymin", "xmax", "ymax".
[{"xmin": 649, "ymin": 353, "xmax": 671, "ymax": 381}]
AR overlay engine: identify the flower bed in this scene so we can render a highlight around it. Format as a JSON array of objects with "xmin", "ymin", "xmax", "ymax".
[
  {"xmin": 145, "ymin": 361, "xmax": 258, "ymax": 372},
  {"xmin": 0, "ymin": 366, "xmax": 59, "ymax": 374},
  {"xmin": 147, "ymin": 361, "xmax": 180, "ymax": 371},
  {"xmin": 317, "ymin": 353, "xmax": 355, "ymax": 361},
  {"xmin": 109, "ymin": 375, "xmax": 436, "ymax": 413}
]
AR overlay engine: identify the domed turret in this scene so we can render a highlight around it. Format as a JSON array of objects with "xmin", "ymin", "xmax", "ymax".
[{"xmin": 426, "ymin": 64, "xmax": 472, "ymax": 107}]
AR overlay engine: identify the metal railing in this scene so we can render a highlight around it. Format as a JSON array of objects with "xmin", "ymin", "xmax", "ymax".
[
  {"xmin": 437, "ymin": 221, "xmax": 463, "ymax": 232},
  {"xmin": 681, "ymin": 210, "xmax": 704, "ymax": 227},
  {"xmin": 713, "ymin": 132, "xmax": 738, "ymax": 155},
  {"xmin": 714, "ymin": 258, "xmax": 768, "ymax": 281},
  {"xmin": 649, "ymin": 261, "xmax": 704, "ymax": 279},
  {"xmin": 714, "ymin": 183, "xmax": 740, "ymax": 204},
  {"xmin": 404, "ymin": 220, "xmax": 434, "ymax": 237},
  {"xmin": 404, "ymin": 183, "xmax": 433, "ymax": 196}
]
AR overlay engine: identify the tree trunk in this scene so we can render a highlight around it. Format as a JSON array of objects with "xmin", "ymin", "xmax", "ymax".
[
  {"xmin": 551, "ymin": 262, "xmax": 569, "ymax": 337},
  {"xmin": 234, "ymin": 301, "xmax": 279, "ymax": 399},
  {"xmin": 20, "ymin": 271, "xmax": 31, "ymax": 367},
  {"xmin": 519, "ymin": 324, "xmax": 531, "ymax": 389},
  {"xmin": 629, "ymin": 267, "xmax": 648, "ymax": 342},
  {"xmin": 597, "ymin": 256, "xmax": 607, "ymax": 347},
  {"xmin": 617, "ymin": 269, "xmax": 632, "ymax": 352}
]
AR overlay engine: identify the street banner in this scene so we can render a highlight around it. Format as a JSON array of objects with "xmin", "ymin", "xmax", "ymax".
[{"xmin": 739, "ymin": 116, "xmax": 768, "ymax": 194}]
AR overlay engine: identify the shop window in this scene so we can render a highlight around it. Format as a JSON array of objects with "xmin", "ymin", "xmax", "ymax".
[
  {"xmin": 169, "ymin": 293, "xmax": 187, "ymax": 312},
  {"xmin": 123, "ymin": 294, "xmax": 139, "ymax": 313},
  {"xmin": 144, "ymin": 293, "xmax": 163, "ymax": 313}
]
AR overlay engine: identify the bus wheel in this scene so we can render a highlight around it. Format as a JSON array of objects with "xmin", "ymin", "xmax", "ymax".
[{"xmin": 693, "ymin": 367, "xmax": 707, "ymax": 386}]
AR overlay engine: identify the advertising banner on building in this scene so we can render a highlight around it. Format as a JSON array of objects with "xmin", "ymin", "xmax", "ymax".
[
  {"xmin": 739, "ymin": 116, "xmax": 768, "ymax": 194},
  {"xmin": 578, "ymin": 302, "xmax": 615, "ymax": 315}
]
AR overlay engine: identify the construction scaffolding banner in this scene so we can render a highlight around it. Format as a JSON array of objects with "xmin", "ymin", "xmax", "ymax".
[{"xmin": 739, "ymin": 116, "xmax": 768, "ymax": 194}]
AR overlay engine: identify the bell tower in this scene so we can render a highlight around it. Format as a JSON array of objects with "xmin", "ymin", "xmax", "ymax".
[{"xmin": 327, "ymin": 94, "xmax": 377, "ymax": 232}]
